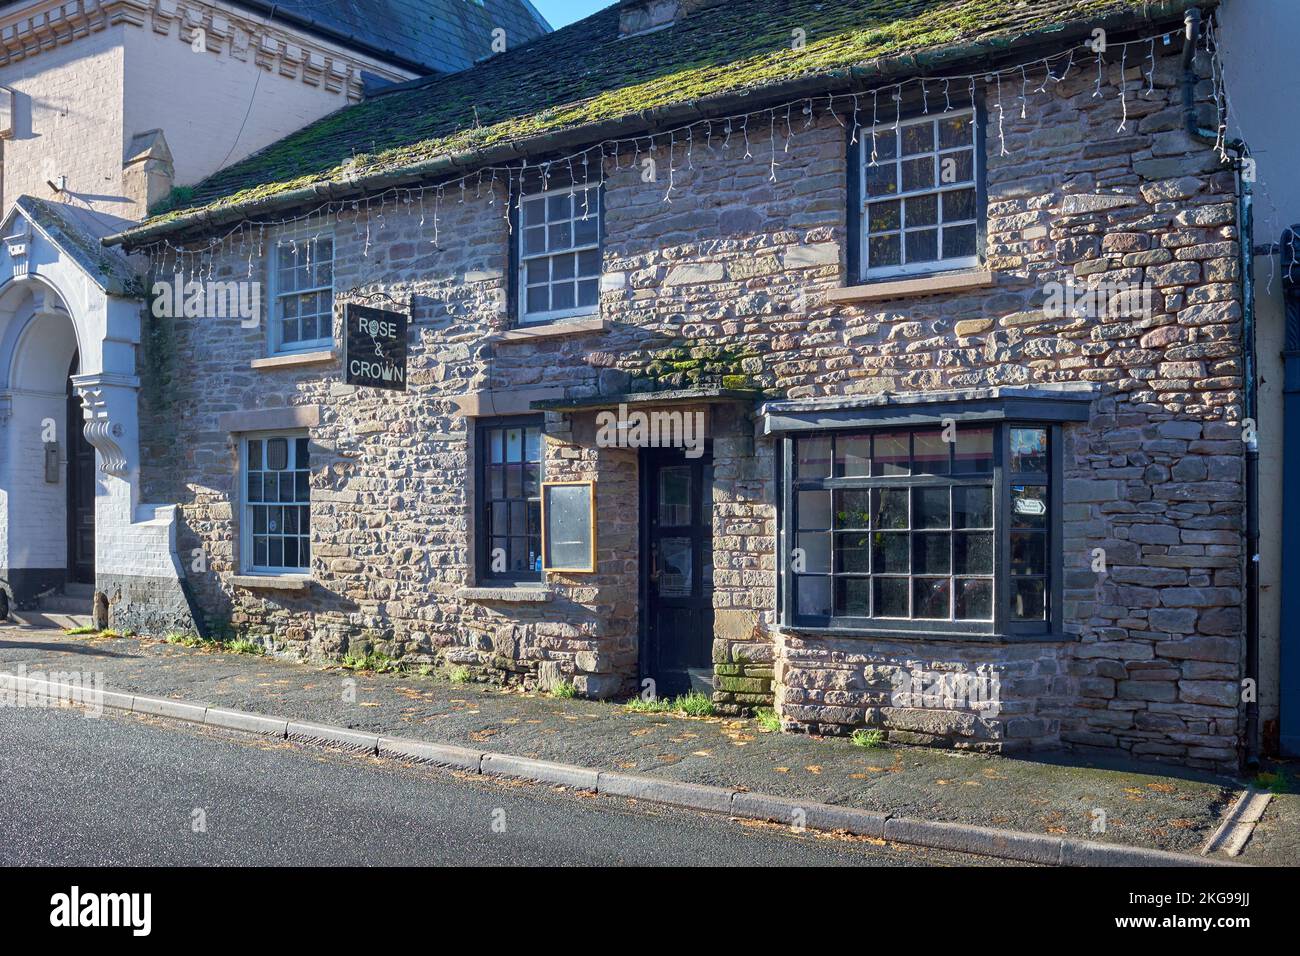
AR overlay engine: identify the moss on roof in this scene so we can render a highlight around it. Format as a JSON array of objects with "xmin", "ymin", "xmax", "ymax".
[
  {"xmin": 17, "ymin": 196, "xmax": 142, "ymax": 296},
  {"xmin": 134, "ymin": 0, "xmax": 1195, "ymax": 239}
]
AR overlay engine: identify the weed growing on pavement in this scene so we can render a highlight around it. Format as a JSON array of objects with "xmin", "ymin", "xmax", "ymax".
[
  {"xmin": 447, "ymin": 665, "xmax": 472, "ymax": 683},
  {"xmin": 622, "ymin": 691, "xmax": 714, "ymax": 716},
  {"xmin": 164, "ymin": 632, "xmax": 204, "ymax": 647},
  {"xmin": 550, "ymin": 681, "xmax": 577, "ymax": 699},
  {"xmin": 98, "ymin": 629, "xmax": 124, "ymax": 639},
  {"xmin": 623, "ymin": 696, "xmax": 674, "ymax": 713},
  {"xmin": 754, "ymin": 707, "xmax": 780, "ymax": 732},
  {"xmin": 65, "ymin": 626, "xmax": 98, "ymax": 635},
  {"xmin": 1255, "ymin": 770, "xmax": 1291, "ymax": 794},
  {"xmin": 851, "ymin": 728, "xmax": 885, "ymax": 749},
  {"xmin": 341, "ymin": 651, "xmax": 400, "ymax": 673},
  {"xmin": 223, "ymin": 638, "xmax": 264, "ymax": 656},
  {"xmin": 675, "ymin": 692, "xmax": 714, "ymax": 717}
]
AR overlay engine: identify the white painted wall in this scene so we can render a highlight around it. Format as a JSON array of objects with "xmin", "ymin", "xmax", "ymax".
[
  {"xmin": 3, "ymin": 306, "xmax": 77, "ymax": 573},
  {"xmin": 0, "ymin": 26, "xmax": 129, "ymax": 217},
  {"xmin": 1218, "ymin": 0, "xmax": 1300, "ymax": 732},
  {"xmin": 1, "ymin": 0, "xmax": 413, "ymax": 221},
  {"xmin": 121, "ymin": 19, "xmax": 377, "ymax": 190}
]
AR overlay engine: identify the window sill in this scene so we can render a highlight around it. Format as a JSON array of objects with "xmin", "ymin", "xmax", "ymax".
[
  {"xmin": 229, "ymin": 574, "xmax": 312, "ymax": 592},
  {"xmin": 780, "ymin": 625, "xmax": 1074, "ymax": 644},
  {"xmin": 458, "ymin": 586, "xmax": 553, "ymax": 603},
  {"xmin": 489, "ymin": 317, "xmax": 607, "ymax": 343},
  {"xmin": 250, "ymin": 349, "xmax": 336, "ymax": 370},
  {"xmin": 826, "ymin": 269, "xmax": 993, "ymax": 304}
]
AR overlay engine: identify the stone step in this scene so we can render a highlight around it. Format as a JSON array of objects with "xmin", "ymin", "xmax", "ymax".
[
  {"xmin": 40, "ymin": 595, "xmax": 93, "ymax": 615},
  {"xmin": 4, "ymin": 610, "xmax": 94, "ymax": 631}
]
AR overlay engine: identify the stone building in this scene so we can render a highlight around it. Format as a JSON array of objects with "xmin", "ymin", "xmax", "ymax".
[
  {"xmin": 3, "ymin": 0, "xmax": 1271, "ymax": 773},
  {"xmin": 0, "ymin": 0, "xmax": 550, "ymax": 616}
]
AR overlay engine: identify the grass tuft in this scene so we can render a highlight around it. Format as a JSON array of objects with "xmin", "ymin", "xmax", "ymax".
[
  {"xmin": 1255, "ymin": 771, "xmax": 1291, "ymax": 795},
  {"xmin": 675, "ymin": 691, "xmax": 714, "ymax": 717},
  {"xmin": 623, "ymin": 695, "xmax": 674, "ymax": 713},
  {"xmin": 223, "ymin": 638, "xmax": 264, "ymax": 656},
  {"xmin": 341, "ymin": 651, "xmax": 400, "ymax": 673},
  {"xmin": 851, "ymin": 728, "xmax": 885, "ymax": 749},
  {"xmin": 754, "ymin": 707, "xmax": 781, "ymax": 732},
  {"xmin": 163, "ymin": 632, "xmax": 204, "ymax": 648},
  {"xmin": 622, "ymin": 691, "xmax": 714, "ymax": 717},
  {"xmin": 65, "ymin": 626, "xmax": 98, "ymax": 635},
  {"xmin": 550, "ymin": 680, "xmax": 577, "ymax": 699},
  {"xmin": 446, "ymin": 665, "xmax": 472, "ymax": 684}
]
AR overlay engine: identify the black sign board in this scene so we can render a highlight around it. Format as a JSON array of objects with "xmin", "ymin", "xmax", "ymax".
[{"xmin": 344, "ymin": 303, "xmax": 407, "ymax": 390}]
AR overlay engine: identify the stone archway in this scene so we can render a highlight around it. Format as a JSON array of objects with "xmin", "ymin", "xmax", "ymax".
[
  {"xmin": 0, "ymin": 198, "xmax": 195, "ymax": 631},
  {"xmin": 0, "ymin": 276, "xmax": 81, "ymax": 606}
]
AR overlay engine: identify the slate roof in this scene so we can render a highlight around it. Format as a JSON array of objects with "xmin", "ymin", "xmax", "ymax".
[
  {"xmin": 0, "ymin": 0, "xmax": 550, "ymax": 75},
  {"xmin": 114, "ymin": 0, "xmax": 1204, "ymax": 245},
  {"xmin": 12, "ymin": 196, "xmax": 142, "ymax": 297},
  {"xmin": 225, "ymin": 0, "xmax": 552, "ymax": 74}
]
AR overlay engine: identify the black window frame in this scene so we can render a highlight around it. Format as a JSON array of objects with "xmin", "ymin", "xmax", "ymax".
[
  {"xmin": 776, "ymin": 405, "xmax": 1074, "ymax": 642},
  {"xmin": 242, "ymin": 432, "xmax": 312, "ymax": 575},
  {"xmin": 475, "ymin": 414, "xmax": 545, "ymax": 585},
  {"xmin": 846, "ymin": 91, "xmax": 988, "ymax": 285}
]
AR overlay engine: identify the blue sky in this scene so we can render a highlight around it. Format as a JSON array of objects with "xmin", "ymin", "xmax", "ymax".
[{"xmin": 532, "ymin": 0, "xmax": 611, "ymax": 29}]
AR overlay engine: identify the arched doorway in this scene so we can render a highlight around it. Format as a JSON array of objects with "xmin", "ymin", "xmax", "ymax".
[
  {"xmin": 66, "ymin": 351, "xmax": 95, "ymax": 584},
  {"xmin": 0, "ymin": 278, "xmax": 82, "ymax": 605}
]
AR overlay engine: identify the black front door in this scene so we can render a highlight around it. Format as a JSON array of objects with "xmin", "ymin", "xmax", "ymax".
[
  {"xmin": 642, "ymin": 448, "xmax": 714, "ymax": 697},
  {"xmin": 66, "ymin": 354, "xmax": 95, "ymax": 584}
]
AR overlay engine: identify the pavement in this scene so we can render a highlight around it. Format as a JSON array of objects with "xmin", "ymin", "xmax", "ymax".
[
  {"xmin": 0, "ymin": 705, "xmax": 1011, "ymax": 866},
  {"xmin": 1, "ymin": 622, "xmax": 1294, "ymax": 865}
]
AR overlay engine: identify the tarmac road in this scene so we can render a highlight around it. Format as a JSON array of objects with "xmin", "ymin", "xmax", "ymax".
[{"xmin": 0, "ymin": 704, "xmax": 1018, "ymax": 866}]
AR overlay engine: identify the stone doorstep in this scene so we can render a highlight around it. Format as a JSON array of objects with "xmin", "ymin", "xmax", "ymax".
[{"xmin": 5, "ymin": 675, "xmax": 1243, "ymax": 868}]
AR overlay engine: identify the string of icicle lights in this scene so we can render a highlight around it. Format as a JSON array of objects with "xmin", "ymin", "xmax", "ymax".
[{"xmin": 142, "ymin": 24, "xmax": 1226, "ymax": 282}]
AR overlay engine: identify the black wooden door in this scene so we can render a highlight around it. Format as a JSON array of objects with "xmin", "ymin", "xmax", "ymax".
[
  {"xmin": 643, "ymin": 449, "xmax": 713, "ymax": 697},
  {"xmin": 66, "ymin": 356, "xmax": 95, "ymax": 584}
]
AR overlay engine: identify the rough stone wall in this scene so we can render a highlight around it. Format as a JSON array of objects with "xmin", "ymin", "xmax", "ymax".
[
  {"xmin": 766, "ymin": 52, "xmax": 1245, "ymax": 771},
  {"xmin": 101, "ymin": 571, "xmax": 196, "ymax": 635},
  {"xmin": 135, "ymin": 44, "xmax": 1244, "ymax": 768},
  {"xmin": 449, "ymin": 410, "xmax": 640, "ymax": 698},
  {"xmin": 710, "ymin": 402, "xmax": 777, "ymax": 714}
]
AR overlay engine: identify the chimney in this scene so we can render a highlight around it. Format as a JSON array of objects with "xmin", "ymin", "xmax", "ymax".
[
  {"xmin": 122, "ymin": 129, "xmax": 175, "ymax": 217},
  {"xmin": 618, "ymin": 0, "xmax": 729, "ymax": 38}
]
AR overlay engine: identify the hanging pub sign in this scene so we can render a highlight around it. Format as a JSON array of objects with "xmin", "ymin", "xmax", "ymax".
[{"xmin": 344, "ymin": 303, "xmax": 407, "ymax": 390}]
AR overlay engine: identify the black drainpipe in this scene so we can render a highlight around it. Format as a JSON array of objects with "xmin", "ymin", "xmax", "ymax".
[
  {"xmin": 1183, "ymin": 7, "xmax": 1259, "ymax": 772},
  {"xmin": 1282, "ymin": 229, "xmax": 1300, "ymax": 758}
]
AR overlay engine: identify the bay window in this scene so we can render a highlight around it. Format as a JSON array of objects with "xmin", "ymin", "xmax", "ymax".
[{"xmin": 780, "ymin": 414, "xmax": 1065, "ymax": 639}]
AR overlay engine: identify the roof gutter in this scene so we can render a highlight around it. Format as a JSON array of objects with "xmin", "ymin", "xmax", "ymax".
[
  {"xmin": 104, "ymin": 0, "xmax": 1202, "ymax": 250},
  {"xmin": 1183, "ymin": 7, "xmax": 1258, "ymax": 773}
]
